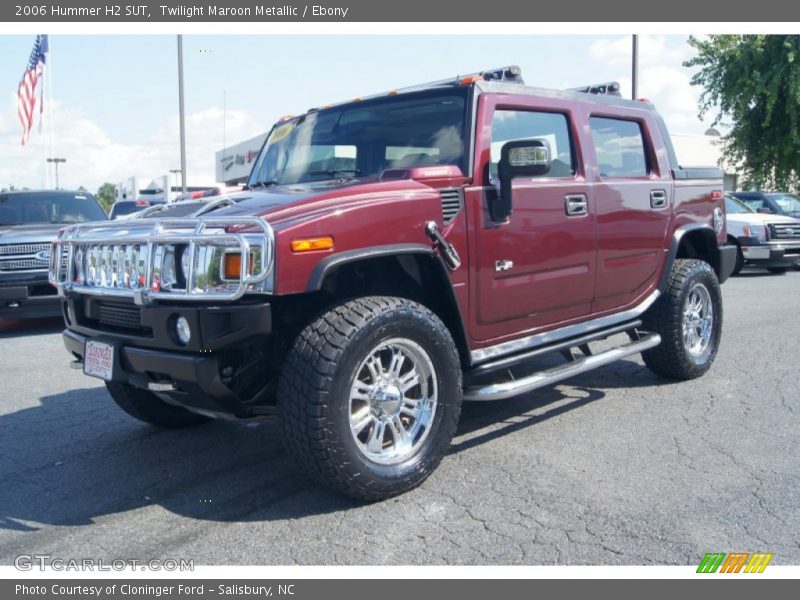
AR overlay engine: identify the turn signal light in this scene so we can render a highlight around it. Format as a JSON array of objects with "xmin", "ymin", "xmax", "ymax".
[
  {"xmin": 291, "ymin": 236, "xmax": 334, "ymax": 253},
  {"xmin": 222, "ymin": 253, "xmax": 253, "ymax": 279}
]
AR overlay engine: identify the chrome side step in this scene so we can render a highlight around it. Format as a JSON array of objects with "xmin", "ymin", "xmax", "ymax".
[{"xmin": 463, "ymin": 332, "xmax": 661, "ymax": 401}]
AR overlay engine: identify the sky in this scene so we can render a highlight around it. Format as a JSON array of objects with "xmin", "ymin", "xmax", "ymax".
[{"xmin": 0, "ymin": 34, "xmax": 714, "ymax": 192}]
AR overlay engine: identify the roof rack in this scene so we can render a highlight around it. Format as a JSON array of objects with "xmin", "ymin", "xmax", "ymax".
[{"xmin": 568, "ymin": 81, "xmax": 622, "ymax": 97}]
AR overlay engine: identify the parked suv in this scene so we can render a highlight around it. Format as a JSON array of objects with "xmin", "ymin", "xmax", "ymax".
[
  {"xmin": 109, "ymin": 198, "xmax": 166, "ymax": 220},
  {"xmin": 1, "ymin": 190, "xmax": 106, "ymax": 318},
  {"xmin": 50, "ymin": 67, "xmax": 736, "ymax": 499},
  {"xmin": 725, "ymin": 193, "xmax": 800, "ymax": 274}
]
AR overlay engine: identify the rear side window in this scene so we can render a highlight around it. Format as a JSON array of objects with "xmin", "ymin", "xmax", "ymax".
[
  {"xmin": 589, "ymin": 117, "xmax": 649, "ymax": 178},
  {"xmin": 490, "ymin": 110, "xmax": 575, "ymax": 179}
]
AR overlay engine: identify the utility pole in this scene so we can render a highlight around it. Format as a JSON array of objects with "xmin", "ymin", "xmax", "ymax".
[
  {"xmin": 169, "ymin": 168, "xmax": 182, "ymax": 190},
  {"xmin": 46, "ymin": 157, "xmax": 66, "ymax": 189},
  {"xmin": 177, "ymin": 35, "xmax": 188, "ymax": 195},
  {"xmin": 631, "ymin": 34, "xmax": 639, "ymax": 100}
]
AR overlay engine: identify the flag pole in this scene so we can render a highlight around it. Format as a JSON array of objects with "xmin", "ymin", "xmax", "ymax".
[
  {"xmin": 47, "ymin": 35, "xmax": 55, "ymax": 188},
  {"xmin": 177, "ymin": 35, "xmax": 188, "ymax": 195},
  {"xmin": 42, "ymin": 75, "xmax": 48, "ymax": 188}
]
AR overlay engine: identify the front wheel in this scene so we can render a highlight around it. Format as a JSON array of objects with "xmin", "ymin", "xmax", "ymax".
[
  {"xmin": 767, "ymin": 266, "xmax": 788, "ymax": 274},
  {"xmin": 642, "ymin": 259, "xmax": 723, "ymax": 380},
  {"xmin": 279, "ymin": 296, "xmax": 462, "ymax": 501}
]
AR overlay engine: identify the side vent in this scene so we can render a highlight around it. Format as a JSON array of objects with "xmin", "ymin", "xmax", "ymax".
[{"xmin": 440, "ymin": 189, "xmax": 463, "ymax": 226}]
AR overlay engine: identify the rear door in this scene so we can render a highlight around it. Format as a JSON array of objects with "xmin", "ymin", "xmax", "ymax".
[
  {"xmin": 587, "ymin": 114, "xmax": 672, "ymax": 313},
  {"xmin": 468, "ymin": 93, "xmax": 596, "ymax": 343}
]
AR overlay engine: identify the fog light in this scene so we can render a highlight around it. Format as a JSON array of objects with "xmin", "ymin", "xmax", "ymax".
[{"xmin": 175, "ymin": 316, "xmax": 191, "ymax": 345}]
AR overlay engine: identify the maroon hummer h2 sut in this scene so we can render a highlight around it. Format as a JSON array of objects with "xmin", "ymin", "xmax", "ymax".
[{"xmin": 50, "ymin": 67, "xmax": 737, "ymax": 500}]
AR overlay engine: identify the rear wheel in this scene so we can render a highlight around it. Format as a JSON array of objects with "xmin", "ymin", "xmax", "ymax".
[
  {"xmin": 279, "ymin": 296, "xmax": 462, "ymax": 501},
  {"xmin": 767, "ymin": 266, "xmax": 788, "ymax": 274},
  {"xmin": 105, "ymin": 382, "xmax": 212, "ymax": 428},
  {"xmin": 642, "ymin": 259, "xmax": 723, "ymax": 380}
]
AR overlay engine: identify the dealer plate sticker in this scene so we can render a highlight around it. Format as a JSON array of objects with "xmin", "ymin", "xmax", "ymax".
[{"xmin": 84, "ymin": 340, "xmax": 114, "ymax": 380}]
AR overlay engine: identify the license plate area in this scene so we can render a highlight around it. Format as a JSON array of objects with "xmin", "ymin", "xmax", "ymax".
[{"xmin": 84, "ymin": 339, "xmax": 117, "ymax": 381}]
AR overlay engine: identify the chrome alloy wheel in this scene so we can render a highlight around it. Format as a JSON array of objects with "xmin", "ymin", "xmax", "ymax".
[
  {"xmin": 682, "ymin": 283, "xmax": 714, "ymax": 357},
  {"xmin": 348, "ymin": 338, "xmax": 438, "ymax": 465}
]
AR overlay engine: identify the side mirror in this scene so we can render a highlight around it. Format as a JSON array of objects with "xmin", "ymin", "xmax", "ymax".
[
  {"xmin": 756, "ymin": 207, "xmax": 774, "ymax": 214},
  {"xmin": 493, "ymin": 139, "xmax": 551, "ymax": 221}
]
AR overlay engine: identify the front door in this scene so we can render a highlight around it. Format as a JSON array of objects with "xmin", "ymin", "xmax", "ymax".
[{"xmin": 469, "ymin": 95, "xmax": 596, "ymax": 344}]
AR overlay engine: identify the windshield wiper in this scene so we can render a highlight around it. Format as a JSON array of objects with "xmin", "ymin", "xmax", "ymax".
[
  {"xmin": 307, "ymin": 168, "xmax": 362, "ymax": 178},
  {"xmin": 247, "ymin": 180, "xmax": 279, "ymax": 190}
]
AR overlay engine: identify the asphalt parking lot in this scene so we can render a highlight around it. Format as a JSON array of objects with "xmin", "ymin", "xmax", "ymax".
[{"xmin": 0, "ymin": 271, "xmax": 798, "ymax": 566}]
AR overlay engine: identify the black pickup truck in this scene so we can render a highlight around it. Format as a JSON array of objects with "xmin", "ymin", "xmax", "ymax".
[{"xmin": 0, "ymin": 190, "xmax": 106, "ymax": 318}]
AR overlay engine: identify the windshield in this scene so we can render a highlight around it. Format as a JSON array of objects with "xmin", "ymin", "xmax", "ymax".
[
  {"xmin": 248, "ymin": 90, "xmax": 469, "ymax": 187},
  {"xmin": 110, "ymin": 202, "xmax": 145, "ymax": 218},
  {"xmin": 0, "ymin": 192, "xmax": 106, "ymax": 225},
  {"xmin": 725, "ymin": 195, "xmax": 753, "ymax": 214},
  {"xmin": 766, "ymin": 193, "xmax": 800, "ymax": 213}
]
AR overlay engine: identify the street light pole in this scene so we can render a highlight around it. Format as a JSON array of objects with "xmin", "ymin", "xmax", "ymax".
[
  {"xmin": 631, "ymin": 34, "xmax": 639, "ymax": 100},
  {"xmin": 177, "ymin": 35, "xmax": 188, "ymax": 195},
  {"xmin": 46, "ymin": 158, "xmax": 66, "ymax": 189}
]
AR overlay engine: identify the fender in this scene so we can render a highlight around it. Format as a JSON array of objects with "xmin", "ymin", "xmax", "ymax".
[
  {"xmin": 305, "ymin": 243, "xmax": 472, "ymax": 365},
  {"xmin": 306, "ymin": 243, "xmax": 436, "ymax": 292},
  {"xmin": 659, "ymin": 223, "xmax": 733, "ymax": 290}
]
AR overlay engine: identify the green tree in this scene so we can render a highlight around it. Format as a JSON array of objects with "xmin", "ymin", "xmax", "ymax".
[
  {"xmin": 95, "ymin": 182, "xmax": 117, "ymax": 213},
  {"xmin": 685, "ymin": 35, "xmax": 800, "ymax": 191}
]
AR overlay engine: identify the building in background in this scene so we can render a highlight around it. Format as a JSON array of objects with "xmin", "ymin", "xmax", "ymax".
[
  {"xmin": 671, "ymin": 131, "xmax": 739, "ymax": 191},
  {"xmin": 215, "ymin": 133, "xmax": 267, "ymax": 186},
  {"xmin": 115, "ymin": 176, "xmax": 216, "ymax": 203}
]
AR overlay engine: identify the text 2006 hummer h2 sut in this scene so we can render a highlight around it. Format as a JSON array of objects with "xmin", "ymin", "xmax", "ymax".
[{"xmin": 50, "ymin": 67, "xmax": 737, "ymax": 500}]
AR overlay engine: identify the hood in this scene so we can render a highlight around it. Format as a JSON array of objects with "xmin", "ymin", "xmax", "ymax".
[
  {"xmin": 726, "ymin": 212, "xmax": 800, "ymax": 226},
  {"xmin": 0, "ymin": 222, "xmax": 66, "ymax": 244},
  {"xmin": 178, "ymin": 178, "xmax": 437, "ymax": 226}
]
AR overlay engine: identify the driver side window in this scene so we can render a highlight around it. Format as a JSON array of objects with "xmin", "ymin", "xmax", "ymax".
[{"xmin": 490, "ymin": 110, "xmax": 576, "ymax": 181}]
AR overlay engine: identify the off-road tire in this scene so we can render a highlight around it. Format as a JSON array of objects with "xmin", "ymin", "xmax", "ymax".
[
  {"xmin": 279, "ymin": 296, "xmax": 462, "ymax": 501},
  {"xmin": 767, "ymin": 266, "xmax": 788, "ymax": 274},
  {"xmin": 105, "ymin": 381, "xmax": 212, "ymax": 428},
  {"xmin": 642, "ymin": 259, "xmax": 723, "ymax": 380}
]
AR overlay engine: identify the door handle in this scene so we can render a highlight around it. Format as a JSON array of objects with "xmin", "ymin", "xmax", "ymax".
[
  {"xmin": 565, "ymin": 194, "xmax": 588, "ymax": 216},
  {"xmin": 650, "ymin": 189, "xmax": 668, "ymax": 209}
]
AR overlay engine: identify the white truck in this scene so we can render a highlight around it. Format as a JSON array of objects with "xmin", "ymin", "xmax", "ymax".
[{"xmin": 725, "ymin": 193, "xmax": 800, "ymax": 274}]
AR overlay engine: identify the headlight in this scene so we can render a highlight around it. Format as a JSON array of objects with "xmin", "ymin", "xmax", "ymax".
[
  {"xmin": 162, "ymin": 246, "xmax": 178, "ymax": 290},
  {"xmin": 180, "ymin": 246, "xmax": 191, "ymax": 282},
  {"xmin": 744, "ymin": 225, "xmax": 767, "ymax": 241},
  {"xmin": 73, "ymin": 247, "xmax": 84, "ymax": 284}
]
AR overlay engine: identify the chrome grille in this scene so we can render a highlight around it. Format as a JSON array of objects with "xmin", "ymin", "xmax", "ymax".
[
  {"xmin": 49, "ymin": 217, "xmax": 274, "ymax": 305},
  {"xmin": 0, "ymin": 242, "xmax": 54, "ymax": 272},
  {"xmin": 769, "ymin": 223, "xmax": 800, "ymax": 240},
  {"xmin": 0, "ymin": 257, "xmax": 49, "ymax": 271},
  {"xmin": 0, "ymin": 243, "xmax": 50, "ymax": 255},
  {"xmin": 440, "ymin": 189, "xmax": 462, "ymax": 226}
]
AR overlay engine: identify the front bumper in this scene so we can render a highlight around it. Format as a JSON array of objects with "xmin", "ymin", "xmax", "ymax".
[
  {"xmin": 739, "ymin": 239, "xmax": 800, "ymax": 267},
  {"xmin": 62, "ymin": 297, "xmax": 274, "ymax": 418},
  {"xmin": 0, "ymin": 273, "xmax": 60, "ymax": 318}
]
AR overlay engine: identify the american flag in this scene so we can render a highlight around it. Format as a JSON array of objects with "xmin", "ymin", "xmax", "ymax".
[{"xmin": 17, "ymin": 34, "xmax": 49, "ymax": 146}]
